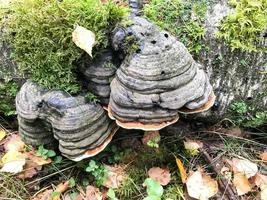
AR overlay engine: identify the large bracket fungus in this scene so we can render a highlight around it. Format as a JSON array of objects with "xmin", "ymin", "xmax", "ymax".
[
  {"xmin": 108, "ymin": 16, "xmax": 216, "ymax": 131},
  {"xmin": 16, "ymin": 81, "xmax": 118, "ymax": 161}
]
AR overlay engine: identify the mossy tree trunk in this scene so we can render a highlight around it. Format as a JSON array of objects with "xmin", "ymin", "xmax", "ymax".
[{"xmin": 198, "ymin": 0, "xmax": 267, "ymax": 120}]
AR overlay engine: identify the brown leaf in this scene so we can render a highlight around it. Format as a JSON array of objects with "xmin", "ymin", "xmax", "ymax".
[
  {"xmin": 186, "ymin": 168, "xmax": 218, "ymax": 200},
  {"xmin": 30, "ymin": 189, "xmax": 53, "ymax": 200},
  {"xmin": 233, "ymin": 173, "xmax": 252, "ymax": 196},
  {"xmin": 254, "ymin": 173, "xmax": 267, "ymax": 190},
  {"xmin": 175, "ymin": 156, "xmax": 187, "ymax": 183},
  {"xmin": 4, "ymin": 134, "xmax": 25, "ymax": 152},
  {"xmin": 24, "ymin": 151, "xmax": 52, "ymax": 166},
  {"xmin": 85, "ymin": 185, "xmax": 103, "ymax": 200},
  {"xmin": 55, "ymin": 181, "xmax": 70, "ymax": 194},
  {"xmin": 17, "ymin": 160, "xmax": 41, "ymax": 179},
  {"xmin": 260, "ymin": 152, "xmax": 267, "ymax": 162},
  {"xmin": 103, "ymin": 165, "xmax": 126, "ymax": 189},
  {"xmin": 148, "ymin": 167, "xmax": 171, "ymax": 186}
]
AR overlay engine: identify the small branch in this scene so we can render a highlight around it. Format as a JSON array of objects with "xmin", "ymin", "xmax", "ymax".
[{"xmin": 200, "ymin": 146, "xmax": 238, "ymax": 200}]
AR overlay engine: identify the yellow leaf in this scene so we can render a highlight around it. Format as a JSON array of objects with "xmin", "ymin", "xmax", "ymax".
[
  {"xmin": 0, "ymin": 129, "xmax": 6, "ymax": 141},
  {"xmin": 233, "ymin": 173, "xmax": 251, "ymax": 196},
  {"xmin": 72, "ymin": 25, "xmax": 96, "ymax": 57},
  {"xmin": 175, "ymin": 156, "xmax": 187, "ymax": 183},
  {"xmin": 186, "ymin": 168, "xmax": 218, "ymax": 200},
  {"xmin": 1, "ymin": 150, "xmax": 26, "ymax": 174}
]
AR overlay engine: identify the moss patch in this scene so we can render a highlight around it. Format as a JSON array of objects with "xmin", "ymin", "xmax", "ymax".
[
  {"xmin": 217, "ymin": 0, "xmax": 267, "ymax": 52},
  {"xmin": 1, "ymin": 0, "xmax": 127, "ymax": 93},
  {"xmin": 0, "ymin": 80, "xmax": 19, "ymax": 116},
  {"xmin": 143, "ymin": 0, "xmax": 209, "ymax": 56}
]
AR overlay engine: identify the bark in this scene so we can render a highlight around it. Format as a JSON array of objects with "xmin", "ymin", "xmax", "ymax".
[{"xmin": 198, "ymin": 0, "xmax": 267, "ymax": 119}]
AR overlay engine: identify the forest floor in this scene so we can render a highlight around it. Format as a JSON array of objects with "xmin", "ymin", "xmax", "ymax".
[{"xmin": 0, "ymin": 117, "xmax": 267, "ymax": 200}]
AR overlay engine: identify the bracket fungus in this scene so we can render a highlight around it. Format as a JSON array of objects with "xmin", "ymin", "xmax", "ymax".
[
  {"xmin": 108, "ymin": 16, "xmax": 215, "ymax": 133},
  {"xmin": 80, "ymin": 51, "xmax": 117, "ymax": 105},
  {"xmin": 16, "ymin": 81, "xmax": 118, "ymax": 161}
]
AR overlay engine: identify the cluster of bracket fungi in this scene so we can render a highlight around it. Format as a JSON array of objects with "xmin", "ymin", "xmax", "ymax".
[
  {"xmin": 16, "ymin": 13, "xmax": 215, "ymax": 161},
  {"xmin": 16, "ymin": 81, "xmax": 117, "ymax": 161}
]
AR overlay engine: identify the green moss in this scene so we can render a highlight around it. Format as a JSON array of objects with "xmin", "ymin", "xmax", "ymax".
[
  {"xmin": 1, "ymin": 0, "xmax": 127, "ymax": 93},
  {"xmin": 0, "ymin": 80, "xmax": 19, "ymax": 116},
  {"xmin": 217, "ymin": 0, "xmax": 267, "ymax": 52},
  {"xmin": 229, "ymin": 101, "xmax": 267, "ymax": 128},
  {"xmin": 143, "ymin": 0, "xmax": 208, "ymax": 56}
]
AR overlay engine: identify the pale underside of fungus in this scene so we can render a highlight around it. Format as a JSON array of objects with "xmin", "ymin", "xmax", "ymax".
[
  {"xmin": 16, "ymin": 81, "xmax": 118, "ymax": 161},
  {"xmin": 108, "ymin": 17, "xmax": 215, "ymax": 130}
]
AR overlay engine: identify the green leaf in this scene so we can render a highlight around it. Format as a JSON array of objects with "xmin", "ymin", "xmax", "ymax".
[
  {"xmin": 47, "ymin": 150, "xmax": 56, "ymax": 157},
  {"xmin": 68, "ymin": 177, "xmax": 76, "ymax": 188},
  {"xmin": 143, "ymin": 178, "xmax": 164, "ymax": 198},
  {"xmin": 53, "ymin": 156, "xmax": 63, "ymax": 164},
  {"xmin": 143, "ymin": 196, "xmax": 161, "ymax": 200},
  {"xmin": 107, "ymin": 188, "xmax": 118, "ymax": 200}
]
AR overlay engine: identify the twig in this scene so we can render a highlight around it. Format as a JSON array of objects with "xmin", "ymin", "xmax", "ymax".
[{"xmin": 200, "ymin": 146, "xmax": 238, "ymax": 200}]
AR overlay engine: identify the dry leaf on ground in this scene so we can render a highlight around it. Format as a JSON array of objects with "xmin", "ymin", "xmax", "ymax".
[
  {"xmin": 103, "ymin": 165, "xmax": 126, "ymax": 189},
  {"xmin": 17, "ymin": 160, "xmax": 42, "ymax": 179},
  {"xmin": 186, "ymin": 168, "xmax": 218, "ymax": 200},
  {"xmin": 148, "ymin": 167, "xmax": 171, "ymax": 186},
  {"xmin": 30, "ymin": 189, "xmax": 53, "ymax": 200},
  {"xmin": 85, "ymin": 185, "xmax": 103, "ymax": 200},
  {"xmin": 24, "ymin": 151, "xmax": 52, "ymax": 166},
  {"xmin": 4, "ymin": 134, "xmax": 25, "ymax": 152},
  {"xmin": 1, "ymin": 150, "xmax": 26, "ymax": 173},
  {"xmin": 72, "ymin": 25, "xmax": 96, "ymax": 57},
  {"xmin": 175, "ymin": 157, "xmax": 187, "ymax": 183},
  {"xmin": 0, "ymin": 129, "xmax": 6, "ymax": 141},
  {"xmin": 260, "ymin": 152, "xmax": 267, "ymax": 162},
  {"xmin": 231, "ymin": 158, "xmax": 258, "ymax": 178},
  {"xmin": 17, "ymin": 151, "xmax": 51, "ymax": 179},
  {"xmin": 233, "ymin": 173, "xmax": 252, "ymax": 196},
  {"xmin": 184, "ymin": 139, "xmax": 203, "ymax": 155},
  {"xmin": 254, "ymin": 173, "xmax": 267, "ymax": 200}
]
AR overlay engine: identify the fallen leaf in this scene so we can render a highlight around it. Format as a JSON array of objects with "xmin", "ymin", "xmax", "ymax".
[
  {"xmin": 261, "ymin": 188, "xmax": 267, "ymax": 200},
  {"xmin": 103, "ymin": 165, "xmax": 126, "ymax": 189},
  {"xmin": 232, "ymin": 158, "xmax": 258, "ymax": 178},
  {"xmin": 260, "ymin": 152, "xmax": 267, "ymax": 162},
  {"xmin": 0, "ymin": 129, "xmax": 6, "ymax": 141},
  {"xmin": 254, "ymin": 173, "xmax": 267, "ymax": 190},
  {"xmin": 1, "ymin": 150, "xmax": 26, "ymax": 173},
  {"xmin": 186, "ymin": 169, "xmax": 218, "ymax": 200},
  {"xmin": 233, "ymin": 173, "xmax": 252, "ymax": 196},
  {"xmin": 85, "ymin": 185, "xmax": 103, "ymax": 200},
  {"xmin": 148, "ymin": 167, "xmax": 171, "ymax": 186},
  {"xmin": 72, "ymin": 25, "xmax": 96, "ymax": 57},
  {"xmin": 4, "ymin": 134, "xmax": 25, "ymax": 152},
  {"xmin": 17, "ymin": 160, "xmax": 41, "ymax": 179},
  {"xmin": 24, "ymin": 151, "xmax": 52, "ymax": 166},
  {"xmin": 184, "ymin": 139, "xmax": 203, "ymax": 155},
  {"xmin": 175, "ymin": 156, "xmax": 187, "ymax": 183},
  {"xmin": 30, "ymin": 189, "xmax": 53, "ymax": 200}
]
